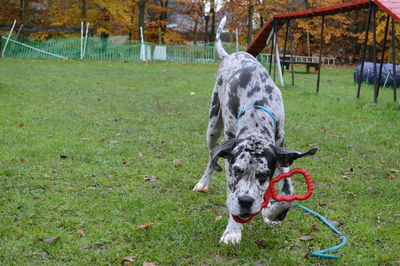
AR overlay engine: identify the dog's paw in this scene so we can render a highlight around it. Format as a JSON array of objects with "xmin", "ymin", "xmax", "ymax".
[
  {"xmin": 263, "ymin": 217, "xmax": 282, "ymax": 226},
  {"xmin": 219, "ymin": 231, "xmax": 242, "ymax": 244},
  {"xmin": 193, "ymin": 181, "xmax": 209, "ymax": 192}
]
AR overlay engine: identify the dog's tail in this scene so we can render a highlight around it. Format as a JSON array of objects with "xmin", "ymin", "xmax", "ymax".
[{"xmin": 216, "ymin": 16, "xmax": 228, "ymax": 60}]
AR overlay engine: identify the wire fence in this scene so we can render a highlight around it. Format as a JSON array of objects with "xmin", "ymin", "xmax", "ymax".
[{"xmin": 1, "ymin": 36, "xmax": 254, "ymax": 63}]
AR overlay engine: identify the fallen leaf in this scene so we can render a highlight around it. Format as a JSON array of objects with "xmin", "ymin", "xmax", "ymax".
[
  {"xmin": 254, "ymin": 239, "xmax": 268, "ymax": 247},
  {"xmin": 327, "ymin": 219, "xmax": 343, "ymax": 227},
  {"xmin": 160, "ymin": 141, "xmax": 167, "ymax": 146},
  {"xmin": 82, "ymin": 137, "xmax": 90, "ymax": 141},
  {"xmin": 99, "ymin": 138, "xmax": 106, "ymax": 142},
  {"xmin": 144, "ymin": 175, "xmax": 159, "ymax": 182},
  {"xmin": 32, "ymin": 196, "xmax": 39, "ymax": 200},
  {"xmin": 137, "ymin": 152, "xmax": 144, "ymax": 158},
  {"xmin": 311, "ymin": 224, "xmax": 320, "ymax": 232},
  {"xmin": 332, "ymin": 134, "xmax": 340, "ymax": 138},
  {"xmin": 135, "ymin": 222, "xmax": 154, "ymax": 230},
  {"xmin": 386, "ymin": 173, "xmax": 395, "ymax": 179},
  {"xmin": 47, "ymin": 134, "xmax": 55, "ymax": 138},
  {"xmin": 173, "ymin": 159, "xmax": 182, "ymax": 167},
  {"xmin": 195, "ymin": 189, "xmax": 208, "ymax": 193},
  {"xmin": 16, "ymin": 122, "xmax": 25, "ymax": 127},
  {"xmin": 42, "ymin": 236, "xmax": 59, "ymax": 243},
  {"xmin": 341, "ymin": 175, "xmax": 351, "ymax": 180},
  {"xmin": 122, "ymin": 159, "xmax": 130, "ymax": 166},
  {"xmin": 122, "ymin": 256, "xmax": 138, "ymax": 262},
  {"xmin": 115, "ymin": 133, "xmax": 122, "ymax": 136},
  {"xmin": 19, "ymin": 157, "xmax": 25, "ymax": 163},
  {"xmin": 88, "ymin": 186, "xmax": 96, "ymax": 190},
  {"xmin": 347, "ymin": 116, "xmax": 358, "ymax": 120},
  {"xmin": 106, "ymin": 174, "xmax": 115, "ymax": 178},
  {"xmin": 75, "ymin": 230, "xmax": 85, "ymax": 237},
  {"xmin": 389, "ymin": 168, "xmax": 400, "ymax": 174},
  {"xmin": 143, "ymin": 262, "xmax": 157, "ymax": 266},
  {"xmin": 320, "ymin": 127, "xmax": 327, "ymax": 131},
  {"xmin": 60, "ymin": 155, "xmax": 68, "ymax": 159},
  {"xmin": 110, "ymin": 140, "xmax": 119, "ymax": 144},
  {"xmin": 299, "ymin": 236, "xmax": 314, "ymax": 241},
  {"xmin": 190, "ymin": 92, "xmax": 196, "ymax": 95},
  {"xmin": 212, "ymin": 209, "xmax": 223, "ymax": 220}
]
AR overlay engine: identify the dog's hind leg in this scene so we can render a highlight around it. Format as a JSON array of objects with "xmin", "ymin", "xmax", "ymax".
[{"xmin": 193, "ymin": 90, "xmax": 223, "ymax": 191}]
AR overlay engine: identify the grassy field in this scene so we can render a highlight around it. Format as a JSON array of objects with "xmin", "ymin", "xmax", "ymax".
[{"xmin": 0, "ymin": 58, "xmax": 399, "ymax": 265}]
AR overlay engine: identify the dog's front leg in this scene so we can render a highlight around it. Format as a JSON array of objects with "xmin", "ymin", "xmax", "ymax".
[
  {"xmin": 262, "ymin": 167, "xmax": 293, "ymax": 224},
  {"xmin": 220, "ymin": 216, "xmax": 243, "ymax": 244}
]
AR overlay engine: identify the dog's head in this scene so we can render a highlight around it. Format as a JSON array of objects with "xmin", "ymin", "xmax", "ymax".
[{"xmin": 211, "ymin": 134, "xmax": 317, "ymax": 219}]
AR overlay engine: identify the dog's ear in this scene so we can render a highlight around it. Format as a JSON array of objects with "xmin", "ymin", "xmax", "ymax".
[
  {"xmin": 210, "ymin": 139, "xmax": 237, "ymax": 172},
  {"xmin": 274, "ymin": 146, "xmax": 318, "ymax": 167}
]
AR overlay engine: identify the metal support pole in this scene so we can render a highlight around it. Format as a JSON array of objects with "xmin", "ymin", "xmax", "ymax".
[
  {"xmin": 273, "ymin": 21, "xmax": 277, "ymax": 81},
  {"xmin": 275, "ymin": 30, "xmax": 284, "ymax": 87},
  {"xmin": 376, "ymin": 14, "xmax": 390, "ymax": 98},
  {"xmin": 269, "ymin": 20, "xmax": 275, "ymax": 75},
  {"xmin": 316, "ymin": 15, "xmax": 325, "ymax": 93},
  {"xmin": 282, "ymin": 20, "xmax": 289, "ymax": 76},
  {"xmin": 392, "ymin": 18, "xmax": 397, "ymax": 102},
  {"xmin": 372, "ymin": 4, "xmax": 378, "ymax": 103},
  {"xmin": 357, "ymin": 1, "xmax": 373, "ymax": 98},
  {"xmin": 289, "ymin": 20, "xmax": 294, "ymax": 86}
]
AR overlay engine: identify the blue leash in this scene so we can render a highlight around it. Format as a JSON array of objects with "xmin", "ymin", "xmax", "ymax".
[{"xmin": 271, "ymin": 200, "xmax": 347, "ymax": 259}]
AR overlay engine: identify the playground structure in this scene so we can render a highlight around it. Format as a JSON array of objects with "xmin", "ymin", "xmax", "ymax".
[{"xmin": 246, "ymin": 0, "xmax": 399, "ymax": 103}]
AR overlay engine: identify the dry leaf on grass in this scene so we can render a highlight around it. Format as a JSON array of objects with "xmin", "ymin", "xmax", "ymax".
[
  {"xmin": 19, "ymin": 158, "xmax": 26, "ymax": 163},
  {"xmin": 254, "ymin": 239, "xmax": 268, "ymax": 247},
  {"xmin": 327, "ymin": 219, "xmax": 343, "ymax": 227},
  {"xmin": 143, "ymin": 262, "xmax": 157, "ymax": 266},
  {"xmin": 17, "ymin": 122, "xmax": 25, "ymax": 127},
  {"xmin": 311, "ymin": 224, "xmax": 320, "ymax": 232},
  {"xmin": 135, "ymin": 222, "xmax": 154, "ymax": 230},
  {"xmin": 173, "ymin": 159, "xmax": 182, "ymax": 167},
  {"xmin": 122, "ymin": 256, "xmax": 138, "ymax": 262},
  {"xmin": 137, "ymin": 152, "xmax": 144, "ymax": 158},
  {"xmin": 60, "ymin": 155, "xmax": 68, "ymax": 159},
  {"xmin": 390, "ymin": 168, "xmax": 400, "ymax": 174},
  {"xmin": 122, "ymin": 159, "xmax": 130, "ymax": 166},
  {"xmin": 299, "ymin": 236, "xmax": 314, "ymax": 241},
  {"xmin": 195, "ymin": 189, "xmax": 208, "ymax": 193},
  {"xmin": 144, "ymin": 175, "xmax": 159, "ymax": 182},
  {"xmin": 110, "ymin": 140, "xmax": 119, "ymax": 144},
  {"xmin": 212, "ymin": 209, "xmax": 223, "ymax": 221},
  {"xmin": 42, "ymin": 236, "xmax": 59, "ymax": 243},
  {"xmin": 386, "ymin": 173, "xmax": 395, "ymax": 179},
  {"xmin": 75, "ymin": 230, "xmax": 85, "ymax": 237}
]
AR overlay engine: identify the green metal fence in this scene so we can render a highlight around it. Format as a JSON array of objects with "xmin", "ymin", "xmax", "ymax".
[{"xmin": 1, "ymin": 36, "xmax": 263, "ymax": 63}]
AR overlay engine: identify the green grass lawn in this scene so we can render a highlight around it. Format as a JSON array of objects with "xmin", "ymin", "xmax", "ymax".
[{"xmin": 0, "ymin": 58, "xmax": 399, "ymax": 265}]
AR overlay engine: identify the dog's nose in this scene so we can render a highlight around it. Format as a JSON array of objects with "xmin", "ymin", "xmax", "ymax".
[{"xmin": 238, "ymin": 196, "xmax": 254, "ymax": 208}]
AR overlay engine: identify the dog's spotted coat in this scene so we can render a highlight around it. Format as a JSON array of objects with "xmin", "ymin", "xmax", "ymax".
[{"xmin": 193, "ymin": 17, "xmax": 317, "ymax": 244}]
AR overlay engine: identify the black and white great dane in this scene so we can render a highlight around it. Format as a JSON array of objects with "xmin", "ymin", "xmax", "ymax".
[{"xmin": 193, "ymin": 17, "xmax": 318, "ymax": 244}]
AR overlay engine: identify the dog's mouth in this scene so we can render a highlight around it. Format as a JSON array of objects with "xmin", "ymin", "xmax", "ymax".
[{"xmin": 238, "ymin": 212, "xmax": 251, "ymax": 219}]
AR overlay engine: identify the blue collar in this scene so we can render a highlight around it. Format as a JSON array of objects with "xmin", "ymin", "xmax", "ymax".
[{"xmin": 237, "ymin": 105, "xmax": 277, "ymax": 128}]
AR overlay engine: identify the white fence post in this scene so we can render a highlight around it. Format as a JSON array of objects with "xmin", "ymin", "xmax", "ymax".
[{"xmin": 1, "ymin": 19, "xmax": 17, "ymax": 58}]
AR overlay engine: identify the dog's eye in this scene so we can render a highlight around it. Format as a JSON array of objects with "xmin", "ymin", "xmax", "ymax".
[
  {"xmin": 256, "ymin": 172, "xmax": 269, "ymax": 182},
  {"xmin": 233, "ymin": 168, "xmax": 243, "ymax": 177}
]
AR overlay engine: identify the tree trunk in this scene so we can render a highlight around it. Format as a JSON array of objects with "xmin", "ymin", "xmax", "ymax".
[
  {"xmin": 204, "ymin": 15, "xmax": 210, "ymax": 43},
  {"xmin": 193, "ymin": 15, "xmax": 199, "ymax": 44},
  {"xmin": 21, "ymin": 0, "xmax": 30, "ymax": 25},
  {"xmin": 209, "ymin": 0, "xmax": 216, "ymax": 43},
  {"xmin": 246, "ymin": 0, "xmax": 254, "ymax": 46},
  {"xmin": 138, "ymin": 0, "xmax": 146, "ymax": 40},
  {"xmin": 81, "ymin": 0, "xmax": 87, "ymax": 22}
]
